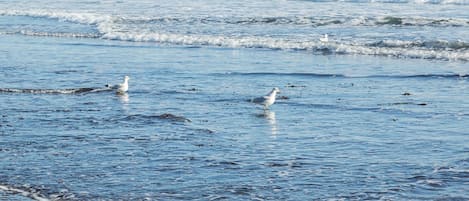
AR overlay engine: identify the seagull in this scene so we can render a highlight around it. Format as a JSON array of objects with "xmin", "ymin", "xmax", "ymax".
[
  {"xmin": 319, "ymin": 34, "xmax": 328, "ymax": 43},
  {"xmin": 251, "ymin": 87, "xmax": 280, "ymax": 110},
  {"xmin": 106, "ymin": 75, "xmax": 130, "ymax": 94}
]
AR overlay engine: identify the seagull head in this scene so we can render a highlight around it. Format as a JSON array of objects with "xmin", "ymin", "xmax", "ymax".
[
  {"xmin": 320, "ymin": 34, "xmax": 329, "ymax": 42},
  {"xmin": 124, "ymin": 75, "xmax": 130, "ymax": 81},
  {"xmin": 272, "ymin": 87, "xmax": 280, "ymax": 94}
]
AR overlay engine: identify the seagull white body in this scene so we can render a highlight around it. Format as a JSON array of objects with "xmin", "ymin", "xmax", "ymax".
[
  {"xmin": 107, "ymin": 76, "xmax": 130, "ymax": 94},
  {"xmin": 117, "ymin": 76, "xmax": 130, "ymax": 93},
  {"xmin": 252, "ymin": 87, "xmax": 280, "ymax": 109},
  {"xmin": 320, "ymin": 34, "xmax": 328, "ymax": 43}
]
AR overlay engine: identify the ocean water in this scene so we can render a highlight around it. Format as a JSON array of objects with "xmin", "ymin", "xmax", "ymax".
[{"xmin": 1, "ymin": 0, "xmax": 469, "ymax": 200}]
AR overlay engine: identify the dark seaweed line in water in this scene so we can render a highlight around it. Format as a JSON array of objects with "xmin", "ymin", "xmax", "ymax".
[
  {"xmin": 119, "ymin": 114, "xmax": 217, "ymax": 133},
  {"xmin": 0, "ymin": 87, "xmax": 112, "ymax": 94},
  {"xmin": 215, "ymin": 72, "xmax": 468, "ymax": 79},
  {"xmin": 283, "ymin": 102, "xmax": 434, "ymax": 117},
  {"xmin": 121, "ymin": 113, "xmax": 192, "ymax": 123}
]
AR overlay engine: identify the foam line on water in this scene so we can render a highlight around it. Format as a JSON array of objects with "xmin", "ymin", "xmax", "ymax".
[
  {"xmin": 0, "ymin": 9, "xmax": 111, "ymax": 25},
  {"xmin": 0, "ymin": 184, "xmax": 50, "ymax": 201},
  {"xmin": 5, "ymin": 29, "xmax": 469, "ymax": 61},
  {"xmin": 0, "ymin": 30, "xmax": 101, "ymax": 38},
  {"xmin": 101, "ymin": 32, "xmax": 469, "ymax": 61}
]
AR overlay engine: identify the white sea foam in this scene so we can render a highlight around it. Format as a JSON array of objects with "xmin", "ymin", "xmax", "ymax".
[
  {"xmin": 103, "ymin": 31, "xmax": 469, "ymax": 60},
  {"xmin": 1, "ymin": 9, "xmax": 468, "ymax": 61},
  {"xmin": 0, "ymin": 184, "xmax": 50, "ymax": 201},
  {"xmin": 0, "ymin": 9, "xmax": 115, "ymax": 35},
  {"xmin": 15, "ymin": 30, "xmax": 100, "ymax": 38},
  {"xmin": 0, "ymin": 9, "xmax": 111, "ymax": 25},
  {"xmin": 2, "ymin": 9, "xmax": 468, "ymax": 28}
]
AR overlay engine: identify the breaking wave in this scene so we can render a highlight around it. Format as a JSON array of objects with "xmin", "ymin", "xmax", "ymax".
[
  {"xmin": 9, "ymin": 30, "xmax": 469, "ymax": 61},
  {"xmin": 102, "ymin": 32, "xmax": 469, "ymax": 60},
  {"xmin": 0, "ymin": 9, "xmax": 111, "ymax": 25},
  {"xmin": 1, "ymin": 9, "xmax": 469, "ymax": 61},
  {"xmin": 2, "ymin": 9, "xmax": 469, "ymax": 29}
]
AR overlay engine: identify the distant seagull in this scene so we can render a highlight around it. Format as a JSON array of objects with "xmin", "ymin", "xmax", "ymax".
[
  {"xmin": 319, "ymin": 34, "xmax": 329, "ymax": 43},
  {"xmin": 251, "ymin": 87, "xmax": 281, "ymax": 110},
  {"xmin": 106, "ymin": 75, "xmax": 130, "ymax": 94}
]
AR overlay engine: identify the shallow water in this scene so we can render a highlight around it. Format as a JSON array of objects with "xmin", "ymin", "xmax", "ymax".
[
  {"xmin": 1, "ymin": 34, "xmax": 468, "ymax": 200},
  {"xmin": 1, "ymin": 0, "xmax": 469, "ymax": 200}
]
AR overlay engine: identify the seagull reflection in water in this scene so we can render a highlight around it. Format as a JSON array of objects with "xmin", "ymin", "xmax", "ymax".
[
  {"xmin": 118, "ymin": 92, "xmax": 129, "ymax": 103},
  {"xmin": 259, "ymin": 110, "xmax": 278, "ymax": 137}
]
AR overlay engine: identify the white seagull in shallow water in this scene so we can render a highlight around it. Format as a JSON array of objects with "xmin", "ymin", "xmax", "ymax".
[
  {"xmin": 106, "ymin": 76, "xmax": 130, "ymax": 94},
  {"xmin": 251, "ymin": 87, "xmax": 280, "ymax": 110},
  {"xmin": 319, "ymin": 34, "xmax": 329, "ymax": 43}
]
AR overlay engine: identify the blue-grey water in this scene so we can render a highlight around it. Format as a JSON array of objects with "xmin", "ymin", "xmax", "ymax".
[{"xmin": 1, "ymin": 0, "xmax": 469, "ymax": 200}]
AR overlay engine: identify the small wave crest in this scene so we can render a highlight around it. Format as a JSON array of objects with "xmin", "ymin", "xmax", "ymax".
[
  {"xmin": 216, "ymin": 72, "xmax": 468, "ymax": 79},
  {"xmin": 369, "ymin": 39, "xmax": 469, "ymax": 50},
  {"xmin": 0, "ymin": 9, "xmax": 111, "ymax": 25},
  {"xmin": 104, "ymin": 15, "xmax": 469, "ymax": 28},
  {"xmin": 373, "ymin": 16, "xmax": 469, "ymax": 27},
  {"xmin": 0, "ymin": 184, "xmax": 50, "ymax": 201},
  {"xmin": 219, "ymin": 72, "xmax": 346, "ymax": 78},
  {"xmin": 1, "ymin": 30, "xmax": 101, "ymax": 38},
  {"xmin": 300, "ymin": 0, "xmax": 469, "ymax": 5},
  {"xmin": 0, "ymin": 9, "xmax": 114, "ymax": 37}
]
